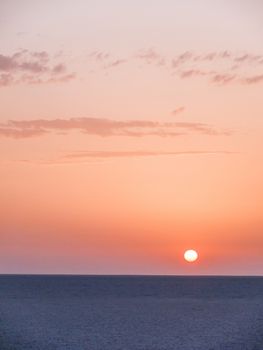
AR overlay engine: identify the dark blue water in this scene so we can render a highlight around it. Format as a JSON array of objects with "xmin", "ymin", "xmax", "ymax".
[{"xmin": 0, "ymin": 275, "xmax": 262, "ymax": 349}]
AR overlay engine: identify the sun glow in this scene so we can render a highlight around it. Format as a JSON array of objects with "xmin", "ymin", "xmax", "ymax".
[{"xmin": 184, "ymin": 250, "xmax": 198, "ymax": 263}]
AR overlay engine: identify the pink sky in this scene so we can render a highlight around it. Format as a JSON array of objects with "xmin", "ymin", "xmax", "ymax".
[{"xmin": 0, "ymin": 0, "xmax": 262, "ymax": 274}]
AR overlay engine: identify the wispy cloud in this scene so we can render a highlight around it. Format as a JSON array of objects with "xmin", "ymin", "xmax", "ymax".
[
  {"xmin": 0, "ymin": 127, "xmax": 47, "ymax": 139},
  {"xmin": 89, "ymin": 51, "xmax": 110, "ymax": 62},
  {"xmin": 63, "ymin": 150, "xmax": 234, "ymax": 159},
  {"xmin": 3, "ymin": 48, "xmax": 261, "ymax": 87},
  {"xmin": 242, "ymin": 74, "xmax": 263, "ymax": 84},
  {"xmin": 0, "ymin": 49, "xmax": 75, "ymax": 86},
  {"xmin": 104, "ymin": 59, "xmax": 127, "ymax": 69},
  {"xmin": 179, "ymin": 69, "xmax": 208, "ymax": 79},
  {"xmin": 0, "ymin": 117, "xmax": 232, "ymax": 139},
  {"xmin": 89, "ymin": 48, "xmax": 263, "ymax": 85},
  {"xmin": 171, "ymin": 107, "xmax": 185, "ymax": 116},
  {"xmin": 16, "ymin": 149, "xmax": 235, "ymax": 165},
  {"xmin": 0, "ymin": 73, "xmax": 13, "ymax": 86},
  {"xmin": 211, "ymin": 74, "xmax": 236, "ymax": 85},
  {"xmin": 234, "ymin": 54, "xmax": 263, "ymax": 64},
  {"xmin": 135, "ymin": 48, "xmax": 165, "ymax": 66}
]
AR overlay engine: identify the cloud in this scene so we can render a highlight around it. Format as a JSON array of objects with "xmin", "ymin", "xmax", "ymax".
[
  {"xmin": 0, "ymin": 127, "xmax": 47, "ymax": 139},
  {"xmin": 211, "ymin": 74, "xmax": 236, "ymax": 85},
  {"xmin": 0, "ymin": 50, "xmax": 75, "ymax": 86},
  {"xmin": 135, "ymin": 48, "xmax": 166, "ymax": 67},
  {"xmin": 62, "ymin": 150, "xmax": 234, "ymax": 159},
  {"xmin": 136, "ymin": 48, "xmax": 162, "ymax": 62},
  {"xmin": 89, "ymin": 48, "xmax": 263, "ymax": 86},
  {"xmin": 50, "ymin": 73, "xmax": 76, "ymax": 83},
  {"xmin": 89, "ymin": 51, "xmax": 110, "ymax": 62},
  {"xmin": 179, "ymin": 69, "xmax": 208, "ymax": 79},
  {"xmin": 172, "ymin": 51, "xmax": 263, "ymax": 85},
  {"xmin": 104, "ymin": 59, "xmax": 127, "ymax": 69},
  {"xmin": 171, "ymin": 51, "xmax": 194, "ymax": 68},
  {"xmin": 171, "ymin": 107, "xmax": 185, "ymax": 116},
  {"xmin": 0, "ymin": 50, "xmax": 48, "ymax": 73},
  {"xmin": 0, "ymin": 73, "xmax": 13, "ymax": 86},
  {"xmin": 242, "ymin": 74, "xmax": 263, "ymax": 84},
  {"xmin": 16, "ymin": 149, "xmax": 235, "ymax": 165},
  {"xmin": 0, "ymin": 54, "xmax": 18, "ymax": 71},
  {"xmin": 0, "ymin": 117, "xmax": 232, "ymax": 139},
  {"xmin": 52, "ymin": 63, "xmax": 66, "ymax": 74},
  {"xmin": 234, "ymin": 54, "xmax": 263, "ymax": 64}
]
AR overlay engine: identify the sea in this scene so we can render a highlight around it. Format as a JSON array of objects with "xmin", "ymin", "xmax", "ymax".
[{"xmin": 0, "ymin": 275, "xmax": 262, "ymax": 349}]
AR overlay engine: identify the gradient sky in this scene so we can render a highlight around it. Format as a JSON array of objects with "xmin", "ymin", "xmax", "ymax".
[{"xmin": 0, "ymin": 0, "xmax": 263, "ymax": 274}]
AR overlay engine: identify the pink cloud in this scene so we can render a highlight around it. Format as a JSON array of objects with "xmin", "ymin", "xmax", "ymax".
[
  {"xmin": 52, "ymin": 64, "xmax": 66, "ymax": 74},
  {"xmin": 0, "ymin": 50, "xmax": 75, "ymax": 86},
  {"xmin": 0, "ymin": 54, "xmax": 18, "ymax": 71},
  {"xmin": 136, "ymin": 48, "xmax": 161, "ymax": 61},
  {"xmin": 242, "ymin": 74, "xmax": 263, "ymax": 84},
  {"xmin": 0, "ymin": 127, "xmax": 47, "ymax": 139},
  {"xmin": 234, "ymin": 54, "xmax": 263, "ymax": 64},
  {"xmin": 171, "ymin": 51, "xmax": 193, "ymax": 68},
  {"xmin": 88, "ymin": 48, "xmax": 263, "ymax": 87},
  {"xmin": 179, "ymin": 69, "xmax": 207, "ymax": 78},
  {"xmin": 104, "ymin": 59, "xmax": 127, "ymax": 69},
  {"xmin": 136, "ymin": 48, "xmax": 165, "ymax": 66},
  {"xmin": 0, "ymin": 51, "xmax": 49, "ymax": 73},
  {"xmin": 89, "ymin": 51, "xmax": 110, "ymax": 62},
  {"xmin": 0, "ymin": 73, "xmax": 13, "ymax": 86},
  {"xmin": 171, "ymin": 107, "xmax": 185, "ymax": 116},
  {"xmin": 16, "ymin": 149, "xmax": 236, "ymax": 165},
  {"xmin": 62, "ymin": 150, "xmax": 233, "ymax": 159},
  {"xmin": 0, "ymin": 117, "xmax": 232, "ymax": 139},
  {"xmin": 211, "ymin": 74, "xmax": 236, "ymax": 85}
]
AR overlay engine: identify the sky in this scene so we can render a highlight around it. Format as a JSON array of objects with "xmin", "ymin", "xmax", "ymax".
[{"xmin": 0, "ymin": 0, "xmax": 262, "ymax": 275}]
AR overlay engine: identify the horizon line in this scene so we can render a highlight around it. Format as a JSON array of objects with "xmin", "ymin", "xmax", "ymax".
[{"xmin": 0, "ymin": 273, "xmax": 262, "ymax": 278}]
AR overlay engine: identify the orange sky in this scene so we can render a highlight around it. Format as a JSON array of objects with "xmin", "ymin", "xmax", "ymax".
[{"xmin": 0, "ymin": 0, "xmax": 262, "ymax": 274}]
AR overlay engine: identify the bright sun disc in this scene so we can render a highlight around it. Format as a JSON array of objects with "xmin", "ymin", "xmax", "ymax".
[{"xmin": 184, "ymin": 249, "xmax": 198, "ymax": 262}]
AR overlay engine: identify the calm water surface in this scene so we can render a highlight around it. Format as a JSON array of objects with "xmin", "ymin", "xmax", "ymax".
[{"xmin": 0, "ymin": 275, "xmax": 262, "ymax": 349}]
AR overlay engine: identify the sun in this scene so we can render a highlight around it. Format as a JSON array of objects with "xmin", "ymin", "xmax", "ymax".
[{"xmin": 184, "ymin": 249, "xmax": 198, "ymax": 263}]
